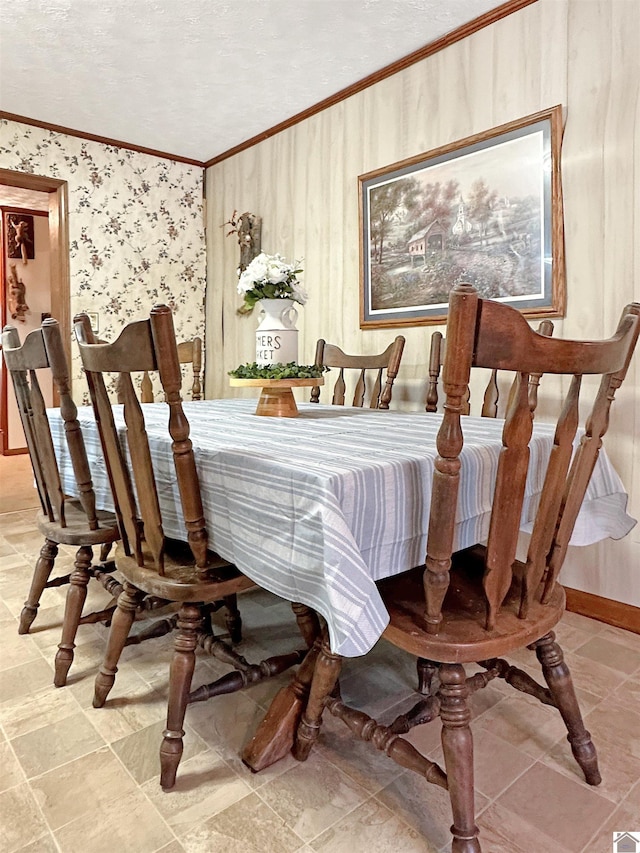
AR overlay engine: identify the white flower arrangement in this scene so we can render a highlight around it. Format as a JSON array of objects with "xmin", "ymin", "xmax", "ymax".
[{"xmin": 237, "ymin": 252, "xmax": 306, "ymax": 315}]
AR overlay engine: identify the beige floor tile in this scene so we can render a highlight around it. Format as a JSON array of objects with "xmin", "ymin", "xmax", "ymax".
[
  {"xmin": 53, "ymin": 788, "xmax": 174, "ymax": 853},
  {"xmin": 574, "ymin": 635, "xmax": 640, "ymax": 675},
  {"xmin": 184, "ymin": 686, "xmax": 300, "ymax": 789},
  {"xmin": 474, "ymin": 690, "xmax": 568, "ymax": 759},
  {"xmin": 558, "ymin": 648, "xmax": 627, "ymax": 700},
  {"xmin": 11, "ymin": 710, "xmax": 105, "ymax": 778},
  {"xmin": 0, "ymin": 682, "xmax": 82, "ymax": 740},
  {"xmin": 41, "ymin": 635, "xmax": 109, "ymax": 692},
  {"xmin": 581, "ymin": 781, "xmax": 640, "ymax": 852},
  {"xmin": 15, "ymin": 831, "xmax": 60, "ymax": 853},
  {"xmin": 610, "ymin": 674, "xmax": 640, "ymax": 716},
  {"xmin": 597, "ymin": 624, "xmax": 640, "ymax": 653},
  {"xmin": 29, "ymin": 745, "xmax": 137, "ymax": 830},
  {"xmin": 256, "ymin": 751, "xmax": 370, "ymax": 843},
  {"xmin": 561, "ymin": 610, "xmax": 608, "ymax": 634},
  {"xmin": 0, "ymin": 657, "xmax": 55, "ymax": 703},
  {"xmin": 495, "ymin": 762, "xmax": 615, "ymax": 851},
  {"xmin": 0, "ymin": 552, "xmax": 33, "ymax": 576},
  {"xmin": 84, "ymin": 674, "xmax": 169, "ymax": 743},
  {"xmin": 179, "ymin": 791, "xmax": 303, "ymax": 853},
  {"xmin": 141, "ymin": 748, "xmax": 253, "ymax": 836},
  {"xmin": 400, "ymin": 705, "xmax": 444, "ymax": 757},
  {"xmin": 466, "ymin": 680, "xmax": 507, "ymax": 718},
  {"xmin": 315, "ymin": 711, "xmax": 405, "ymax": 795},
  {"xmin": 0, "ymin": 511, "xmax": 38, "ymax": 536},
  {"xmin": 310, "ymin": 796, "xmax": 438, "ymax": 852},
  {"xmin": 26, "ymin": 601, "xmax": 106, "ymax": 652},
  {"xmin": 476, "ymin": 800, "xmax": 563, "ymax": 853},
  {"xmin": 120, "ymin": 636, "xmax": 179, "ymax": 686},
  {"xmin": 155, "ymin": 842, "xmax": 186, "ymax": 853},
  {"xmin": 379, "ymin": 766, "xmax": 489, "ymax": 850},
  {"xmin": 66, "ymin": 640, "xmax": 155, "ymax": 712},
  {"xmin": 0, "ymin": 783, "xmax": 50, "ymax": 852},
  {"xmin": 0, "ymin": 599, "xmax": 17, "ymax": 624},
  {"xmin": 554, "ymin": 617, "xmax": 606, "ymax": 652},
  {"xmin": 111, "ymin": 719, "xmax": 209, "ymax": 785},
  {"xmin": 0, "ymin": 623, "xmax": 43, "ymax": 671},
  {"xmin": 3, "ymin": 529, "xmax": 48, "ymax": 555},
  {"xmin": 463, "ymin": 729, "xmax": 534, "ymax": 799},
  {"xmin": 0, "ymin": 540, "xmax": 18, "ymax": 557},
  {"xmin": 0, "ymin": 740, "xmax": 26, "ymax": 792},
  {"xmin": 544, "ymin": 698, "xmax": 640, "ymax": 802}
]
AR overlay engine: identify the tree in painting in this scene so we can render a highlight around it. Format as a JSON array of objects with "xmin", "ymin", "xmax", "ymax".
[{"xmin": 369, "ymin": 179, "xmax": 419, "ymax": 265}]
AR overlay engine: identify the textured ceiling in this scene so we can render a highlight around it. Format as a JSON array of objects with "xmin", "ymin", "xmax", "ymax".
[{"xmin": 0, "ymin": 0, "xmax": 506, "ymax": 163}]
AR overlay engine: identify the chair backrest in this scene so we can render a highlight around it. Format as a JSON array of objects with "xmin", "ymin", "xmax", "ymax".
[
  {"xmin": 426, "ymin": 319, "xmax": 554, "ymax": 416},
  {"xmin": 74, "ymin": 305, "xmax": 210, "ymax": 576},
  {"xmin": 311, "ymin": 336, "xmax": 405, "ymax": 409},
  {"xmin": 1, "ymin": 319, "xmax": 108, "ymax": 532},
  {"xmin": 425, "ymin": 282, "xmax": 640, "ymax": 634},
  {"xmin": 139, "ymin": 335, "xmax": 202, "ymax": 403}
]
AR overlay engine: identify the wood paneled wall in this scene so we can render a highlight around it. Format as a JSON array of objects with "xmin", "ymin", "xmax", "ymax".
[{"xmin": 205, "ymin": 0, "xmax": 640, "ymax": 609}]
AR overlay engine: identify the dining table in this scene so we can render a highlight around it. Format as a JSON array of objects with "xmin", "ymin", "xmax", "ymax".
[{"xmin": 49, "ymin": 397, "xmax": 635, "ymax": 659}]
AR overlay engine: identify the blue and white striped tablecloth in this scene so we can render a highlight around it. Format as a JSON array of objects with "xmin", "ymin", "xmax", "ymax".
[{"xmin": 49, "ymin": 399, "xmax": 635, "ymax": 657}]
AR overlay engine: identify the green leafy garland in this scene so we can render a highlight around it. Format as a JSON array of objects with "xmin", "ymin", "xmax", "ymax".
[{"xmin": 229, "ymin": 362, "xmax": 327, "ymax": 380}]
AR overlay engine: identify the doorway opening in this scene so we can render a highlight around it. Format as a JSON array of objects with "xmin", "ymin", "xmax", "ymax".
[{"xmin": 0, "ymin": 168, "xmax": 70, "ymax": 455}]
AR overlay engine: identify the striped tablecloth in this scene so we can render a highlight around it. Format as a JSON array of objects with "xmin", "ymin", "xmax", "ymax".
[{"xmin": 49, "ymin": 399, "xmax": 635, "ymax": 658}]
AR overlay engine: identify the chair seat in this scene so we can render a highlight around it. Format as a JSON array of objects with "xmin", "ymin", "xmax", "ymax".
[
  {"xmin": 37, "ymin": 503, "xmax": 120, "ymax": 548},
  {"xmin": 379, "ymin": 546, "xmax": 565, "ymax": 664},
  {"xmin": 115, "ymin": 539, "xmax": 256, "ymax": 601}
]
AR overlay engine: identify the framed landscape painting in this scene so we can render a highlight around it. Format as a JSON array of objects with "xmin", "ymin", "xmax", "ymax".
[{"xmin": 359, "ymin": 106, "xmax": 565, "ymax": 328}]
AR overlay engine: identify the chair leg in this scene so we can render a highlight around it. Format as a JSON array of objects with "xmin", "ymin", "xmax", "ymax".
[
  {"xmin": 223, "ymin": 594, "xmax": 242, "ymax": 644},
  {"xmin": 417, "ymin": 657, "xmax": 438, "ymax": 695},
  {"xmin": 439, "ymin": 663, "xmax": 481, "ymax": 853},
  {"xmin": 54, "ymin": 545, "xmax": 92, "ymax": 687},
  {"xmin": 160, "ymin": 602, "xmax": 202, "ymax": 790},
  {"xmin": 19, "ymin": 538, "xmax": 58, "ymax": 634},
  {"xmin": 93, "ymin": 582, "xmax": 145, "ymax": 707},
  {"xmin": 534, "ymin": 632, "xmax": 601, "ymax": 785},
  {"xmin": 98, "ymin": 542, "xmax": 113, "ymax": 563},
  {"xmin": 293, "ymin": 628, "xmax": 342, "ymax": 761}
]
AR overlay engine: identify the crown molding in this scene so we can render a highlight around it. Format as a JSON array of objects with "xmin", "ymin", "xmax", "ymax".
[{"xmin": 205, "ymin": 0, "xmax": 538, "ymax": 167}]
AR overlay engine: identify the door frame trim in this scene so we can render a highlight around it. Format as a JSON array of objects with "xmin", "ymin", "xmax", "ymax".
[{"xmin": 0, "ymin": 168, "xmax": 70, "ymax": 453}]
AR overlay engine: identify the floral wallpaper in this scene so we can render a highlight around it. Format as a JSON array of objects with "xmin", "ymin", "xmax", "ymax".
[{"xmin": 0, "ymin": 118, "xmax": 206, "ymax": 402}]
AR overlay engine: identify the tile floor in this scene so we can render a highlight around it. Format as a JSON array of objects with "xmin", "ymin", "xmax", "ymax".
[{"xmin": 0, "ymin": 505, "xmax": 639, "ymax": 853}]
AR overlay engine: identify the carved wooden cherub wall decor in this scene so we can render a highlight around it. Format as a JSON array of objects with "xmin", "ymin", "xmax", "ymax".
[
  {"xmin": 7, "ymin": 264, "xmax": 29, "ymax": 322},
  {"xmin": 7, "ymin": 214, "xmax": 34, "ymax": 264},
  {"xmin": 224, "ymin": 210, "xmax": 262, "ymax": 272}
]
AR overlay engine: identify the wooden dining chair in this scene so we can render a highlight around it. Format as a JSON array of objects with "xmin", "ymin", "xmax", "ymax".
[
  {"xmin": 1, "ymin": 320, "xmax": 121, "ymax": 686},
  {"xmin": 139, "ymin": 335, "xmax": 203, "ymax": 403},
  {"xmin": 310, "ymin": 335, "xmax": 405, "ymax": 408},
  {"xmin": 74, "ymin": 304, "xmax": 317, "ymax": 790},
  {"xmin": 293, "ymin": 283, "xmax": 640, "ymax": 853},
  {"xmin": 426, "ymin": 319, "xmax": 554, "ymax": 416}
]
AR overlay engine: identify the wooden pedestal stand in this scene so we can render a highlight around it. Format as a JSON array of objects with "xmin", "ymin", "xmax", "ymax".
[{"xmin": 229, "ymin": 377, "xmax": 323, "ymax": 417}]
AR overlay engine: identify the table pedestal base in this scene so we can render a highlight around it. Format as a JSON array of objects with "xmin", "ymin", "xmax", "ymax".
[{"xmin": 242, "ymin": 637, "xmax": 321, "ymax": 771}]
